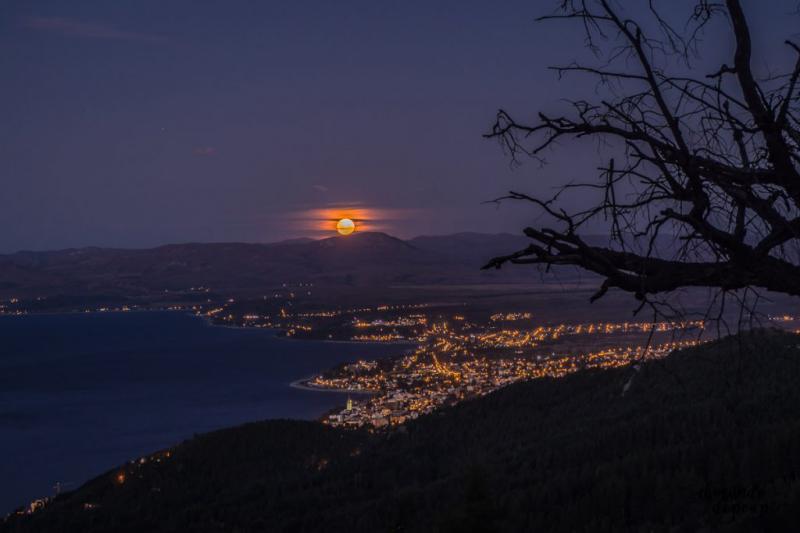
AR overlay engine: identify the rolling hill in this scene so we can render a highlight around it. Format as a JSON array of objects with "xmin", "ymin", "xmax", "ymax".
[{"xmin": 0, "ymin": 232, "xmax": 582, "ymax": 300}]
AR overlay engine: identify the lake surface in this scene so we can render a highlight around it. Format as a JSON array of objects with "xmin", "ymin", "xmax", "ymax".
[{"xmin": 0, "ymin": 312, "xmax": 404, "ymax": 514}]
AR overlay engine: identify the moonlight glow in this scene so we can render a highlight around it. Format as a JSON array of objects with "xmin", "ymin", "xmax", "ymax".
[{"xmin": 336, "ymin": 218, "xmax": 355, "ymax": 235}]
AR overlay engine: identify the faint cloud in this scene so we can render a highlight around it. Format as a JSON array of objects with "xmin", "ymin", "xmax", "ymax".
[
  {"xmin": 192, "ymin": 147, "xmax": 218, "ymax": 157},
  {"xmin": 25, "ymin": 17, "xmax": 164, "ymax": 43},
  {"xmin": 312, "ymin": 184, "xmax": 329, "ymax": 193}
]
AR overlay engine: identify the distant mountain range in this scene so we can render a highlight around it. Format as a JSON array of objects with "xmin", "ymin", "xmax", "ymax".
[{"xmin": 0, "ymin": 232, "xmax": 597, "ymax": 300}]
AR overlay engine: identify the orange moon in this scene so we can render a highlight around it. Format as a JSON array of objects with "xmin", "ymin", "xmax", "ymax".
[{"xmin": 336, "ymin": 218, "xmax": 355, "ymax": 235}]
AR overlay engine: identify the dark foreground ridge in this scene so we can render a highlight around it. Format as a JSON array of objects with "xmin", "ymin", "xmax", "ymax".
[{"xmin": 5, "ymin": 330, "xmax": 800, "ymax": 532}]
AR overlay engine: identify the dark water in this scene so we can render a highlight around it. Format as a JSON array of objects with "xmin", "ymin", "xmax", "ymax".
[{"xmin": 0, "ymin": 312, "xmax": 402, "ymax": 514}]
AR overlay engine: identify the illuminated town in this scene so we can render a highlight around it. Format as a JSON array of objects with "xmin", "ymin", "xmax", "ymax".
[
  {"xmin": 305, "ymin": 320, "xmax": 706, "ymax": 428},
  {"xmin": 2, "ymin": 290, "xmax": 798, "ymax": 433},
  {"xmin": 183, "ymin": 294, "xmax": 798, "ymax": 429},
  {"xmin": 211, "ymin": 300, "xmax": 798, "ymax": 429}
]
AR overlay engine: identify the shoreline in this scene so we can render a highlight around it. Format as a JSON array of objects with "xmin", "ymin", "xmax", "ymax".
[
  {"xmin": 2, "ymin": 308, "xmax": 419, "ymax": 347},
  {"xmin": 0, "ymin": 307, "xmax": 183, "ymax": 319},
  {"xmin": 200, "ymin": 315, "xmax": 419, "ymax": 346},
  {"xmin": 289, "ymin": 376, "xmax": 379, "ymax": 395}
]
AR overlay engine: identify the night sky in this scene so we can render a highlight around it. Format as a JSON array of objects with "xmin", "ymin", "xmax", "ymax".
[{"xmin": 2, "ymin": 1, "xmax": 797, "ymax": 252}]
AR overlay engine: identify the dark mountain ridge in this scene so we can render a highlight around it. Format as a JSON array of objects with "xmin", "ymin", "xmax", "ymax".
[{"xmin": 0, "ymin": 232, "xmax": 552, "ymax": 299}]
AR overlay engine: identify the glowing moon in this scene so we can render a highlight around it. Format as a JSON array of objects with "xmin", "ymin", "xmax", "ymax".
[{"xmin": 336, "ymin": 218, "xmax": 355, "ymax": 235}]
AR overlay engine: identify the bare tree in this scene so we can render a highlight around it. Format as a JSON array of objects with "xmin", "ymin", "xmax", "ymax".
[{"xmin": 484, "ymin": 0, "xmax": 800, "ymax": 307}]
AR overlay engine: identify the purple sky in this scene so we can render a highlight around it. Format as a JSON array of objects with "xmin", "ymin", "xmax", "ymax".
[{"xmin": 2, "ymin": 1, "xmax": 798, "ymax": 251}]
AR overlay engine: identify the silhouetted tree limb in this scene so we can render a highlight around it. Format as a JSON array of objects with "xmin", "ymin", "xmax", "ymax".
[{"xmin": 484, "ymin": 0, "xmax": 800, "ymax": 302}]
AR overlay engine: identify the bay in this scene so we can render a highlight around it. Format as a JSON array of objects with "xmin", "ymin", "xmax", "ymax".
[{"xmin": 0, "ymin": 311, "xmax": 401, "ymax": 514}]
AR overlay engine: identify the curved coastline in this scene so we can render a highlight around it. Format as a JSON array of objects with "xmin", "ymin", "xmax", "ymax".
[
  {"xmin": 201, "ymin": 315, "xmax": 419, "ymax": 347},
  {"xmin": 289, "ymin": 376, "xmax": 379, "ymax": 395}
]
